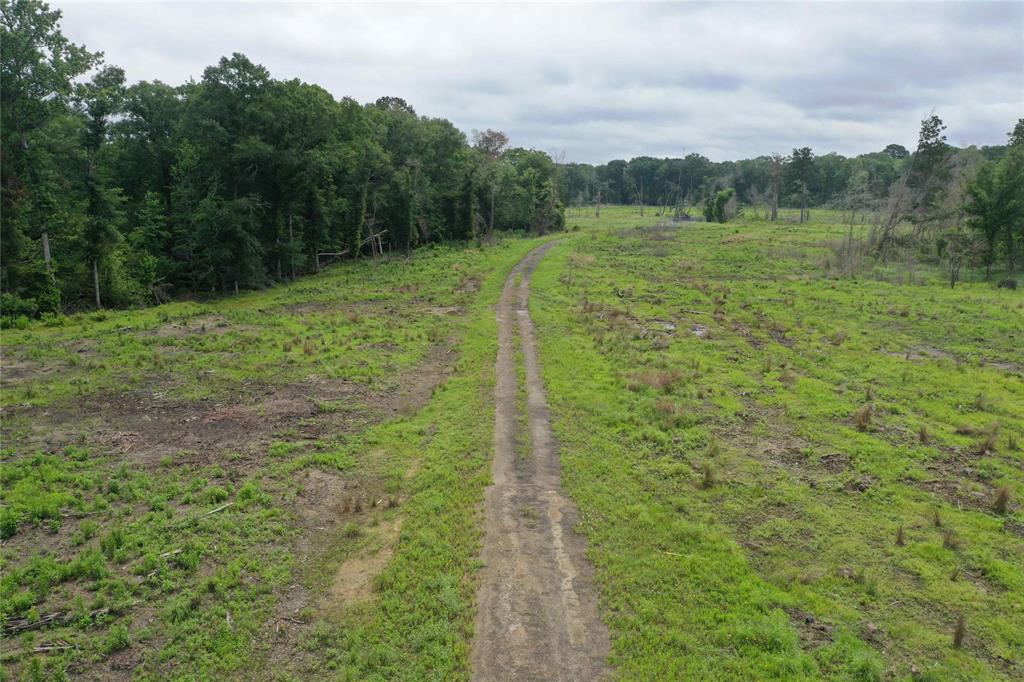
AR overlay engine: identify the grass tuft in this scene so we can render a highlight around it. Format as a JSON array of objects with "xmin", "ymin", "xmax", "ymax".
[
  {"xmin": 700, "ymin": 462, "xmax": 717, "ymax": 489},
  {"xmin": 953, "ymin": 614, "xmax": 966, "ymax": 648},
  {"xmin": 992, "ymin": 486, "xmax": 1010, "ymax": 515},
  {"xmin": 853, "ymin": 404, "xmax": 873, "ymax": 431}
]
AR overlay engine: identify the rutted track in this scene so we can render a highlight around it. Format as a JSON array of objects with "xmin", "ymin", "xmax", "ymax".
[{"xmin": 471, "ymin": 242, "xmax": 610, "ymax": 681}]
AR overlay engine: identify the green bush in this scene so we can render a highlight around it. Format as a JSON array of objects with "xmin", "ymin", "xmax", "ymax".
[
  {"xmin": 102, "ymin": 624, "xmax": 131, "ymax": 653},
  {"xmin": 0, "ymin": 508, "xmax": 20, "ymax": 539}
]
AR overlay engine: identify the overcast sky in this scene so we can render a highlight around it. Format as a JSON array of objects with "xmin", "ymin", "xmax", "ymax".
[{"xmin": 55, "ymin": 1, "xmax": 1023, "ymax": 163}]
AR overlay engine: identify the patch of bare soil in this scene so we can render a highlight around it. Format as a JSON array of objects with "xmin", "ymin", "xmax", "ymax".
[
  {"xmin": 785, "ymin": 607, "xmax": 835, "ymax": 650},
  {"xmin": 2, "ymin": 330, "xmax": 462, "ymax": 675},
  {"xmin": 5, "ymin": 336, "xmax": 457, "ymax": 474},
  {"xmin": 471, "ymin": 242, "xmax": 610, "ymax": 681},
  {"xmin": 457, "ymin": 275, "xmax": 481, "ymax": 294},
  {"xmin": 327, "ymin": 517, "xmax": 401, "ymax": 607}
]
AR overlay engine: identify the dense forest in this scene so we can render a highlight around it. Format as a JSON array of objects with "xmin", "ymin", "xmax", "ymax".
[
  {"xmin": 2, "ymin": 1, "xmax": 1021, "ymax": 321},
  {"xmin": 1, "ymin": 0, "xmax": 564, "ymax": 317}
]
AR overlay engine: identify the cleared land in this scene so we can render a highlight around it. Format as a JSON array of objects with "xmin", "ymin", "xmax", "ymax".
[
  {"xmin": 2, "ymin": 208, "xmax": 1022, "ymax": 681},
  {"xmin": 535, "ymin": 207, "xmax": 1023, "ymax": 680},
  {"xmin": 1, "ymin": 236, "xmax": 548, "ymax": 680}
]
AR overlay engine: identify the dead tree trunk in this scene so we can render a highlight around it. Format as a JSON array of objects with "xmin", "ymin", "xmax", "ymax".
[
  {"xmin": 288, "ymin": 214, "xmax": 296, "ymax": 280},
  {"xmin": 92, "ymin": 260, "xmax": 101, "ymax": 309},
  {"xmin": 42, "ymin": 232, "xmax": 52, "ymax": 274}
]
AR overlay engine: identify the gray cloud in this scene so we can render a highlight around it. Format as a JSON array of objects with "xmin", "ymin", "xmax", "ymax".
[{"xmin": 55, "ymin": 1, "xmax": 1023, "ymax": 163}]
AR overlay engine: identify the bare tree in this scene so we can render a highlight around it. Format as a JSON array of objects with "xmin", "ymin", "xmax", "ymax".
[{"xmin": 768, "ymin": 153, "xmax": 786, "ymax": 221}]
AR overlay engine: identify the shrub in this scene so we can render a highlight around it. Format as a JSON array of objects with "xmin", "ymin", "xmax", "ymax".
[
  {"xmin": 103, "ymin": 624, "xmax": 131, "ymax": 654},
  {"xmin": 0, "ymin": 508, "xmax": 20, "ymax": 540},
  {"xmin": 100, "ymin": 528, "xmax": 125, "ymax": 560},
  {"xmin": 201, "ymin": 485, "xmax": 230, "ymax": 504}
]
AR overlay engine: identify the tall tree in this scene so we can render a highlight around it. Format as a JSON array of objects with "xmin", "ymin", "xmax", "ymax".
[{"xmin": 473, "ymin": 129, "xmax": 508, "ymax": 234}]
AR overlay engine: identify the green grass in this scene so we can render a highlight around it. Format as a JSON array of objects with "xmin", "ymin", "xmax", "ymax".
[
  {"xmin": 530, "ymin": 209, "xmax": 1023, "ymax": 680},
  {"xmin": 4, "ymin": 207, "xmax": 1021, "ymax": 680},
  {"xmin": 0, "ymin": 235, "xmax": 549, "ymax": 680},
  {"xmin": 0, "ymin": 242, "xmax": 513, "ymax": 410}
]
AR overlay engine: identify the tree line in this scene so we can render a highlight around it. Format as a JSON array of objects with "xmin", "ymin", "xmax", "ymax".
[
  {"xmin": 561, "ymin": 117, "xmax": 1023, "ymax": 284},
  {"xmin": 1, "ymin": 0, "xmax": 564, "ymax": 318}
]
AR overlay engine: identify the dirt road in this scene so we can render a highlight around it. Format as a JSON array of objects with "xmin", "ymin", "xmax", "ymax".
[{"xmin": 471, "ymin": 242, "xmax": 610, "ymax": 681}]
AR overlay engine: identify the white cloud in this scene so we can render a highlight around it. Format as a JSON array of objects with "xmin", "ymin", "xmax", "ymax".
[{"xmin": 55, "ymin": 1, "xmax": 1024, "ymax": 162}]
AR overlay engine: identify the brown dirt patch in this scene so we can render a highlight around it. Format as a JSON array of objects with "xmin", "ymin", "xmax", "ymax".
[
  {"xmin": 786, "ymin": 607, "xmax": 835, "ymax": 649},
  {"xmin": 456, "ymin": 275, "xmax": 481, "ymax": 294},
  {"xmin": 327, "ymin": 517, "xmax": 401, "ymax": 608}
]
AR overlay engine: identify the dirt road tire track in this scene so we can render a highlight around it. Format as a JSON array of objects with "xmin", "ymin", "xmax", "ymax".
[{"xmin": 471, "ymin": 242, "xmax": 610, "ymax": 681}]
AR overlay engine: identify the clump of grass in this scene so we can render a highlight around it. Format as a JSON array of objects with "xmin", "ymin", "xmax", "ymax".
[
  {"xmin": 895, "ymin": 524, "xmax": 905, "ymax": 547},
  {"xmin": 651, "ymin": 369, "xmax": 682, "ymax": 392},
  {"xmin": 353, "ymin": 498, "xmax": 363, "ymax": 513},
  {"xmin": 918, "ymin": 425, "xmax": 929, "ymax": 444},
  {"xmin": 342, "ymin": 522, "xmax": 362, "ymax": 539},
  {"xmin": 972, "ymin": 393, "xmax": 990, "ymax": 411},
  {"xmin": 699, "ymin": 462, "xmax": 717, "ymax": 489},
  {"xmin": 943, "ymin": 529, "xmax": 961, "ymax": 550},
  {"xmin": 864, "ymin": 386, "xmax": 874, "ymax": 401},
  {"xmin": 655, "ymin": 397, "xmax": 684, "ymax": 425},
  {"xmin": 282, "ymin": 341, "xmax": 292, "ymax": 353},
  {"xmin": 829, "ymin": 330, "xmax": 848, "ymax": 346},
  {"xmin": 931, "ymin": 509, "xmax": 942, "ymax": 528},
  {"xmin": 853, "ymin": 405, "xmax": 873, "ymax": 431},
  {"xmin": 102, "ymin": 624, "xmax": 131, "ymax": 654},
  {"xmin": 303, "ymin": 339, "xmax": 316, "ymax": 355},
  {"xmin": 976, "ymin": 432, "xmax": 998, "ymax": 455},
  {"xmin": 778, "ymin": 369, "xmax": 799, "ymax": 387},
  {"xmin": 953, "ymin": 614, "xmax": 966, "ymax": 648},
  {"xmin": 992, "ymin": 486, "xmax": 1010, "ymax": 515}
]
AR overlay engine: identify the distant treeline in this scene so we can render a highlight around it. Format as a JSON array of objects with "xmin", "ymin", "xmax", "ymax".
[
  {"xmin": 1, "ymin": 1, "xmax": 564, "ymax": 317},
  {"xmin": 562, "ymin": 116, "xmax": 1024, "ymax": 286},
  {"xmin": 559, "ymin": 142, "xmax": 1010, "ymax": 214}
]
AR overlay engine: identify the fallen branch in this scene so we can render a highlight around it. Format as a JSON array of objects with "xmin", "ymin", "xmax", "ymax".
[
  {"xmin": 3, "ymin": 606, "xmax": 112, "ymax": 636},
  {"xmin": 202, "ymin": 502, "xmax": 234, "ymax": 517},
  {"xmin": 34, "ymin": 644, "xmax": 76, "ymax": 653}
]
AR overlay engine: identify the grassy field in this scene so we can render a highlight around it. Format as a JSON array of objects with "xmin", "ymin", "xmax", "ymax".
[
  {"xmin": 534, "ymin": 206, "xmax": 1023, "ymax": 680},
  {"xmin": 0, "ymin": 235, "xmax": 548, "ymax": 680},
  {"xmin": 2, "ymin": 206, "xmax": 1022, "ymax": 681}
]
